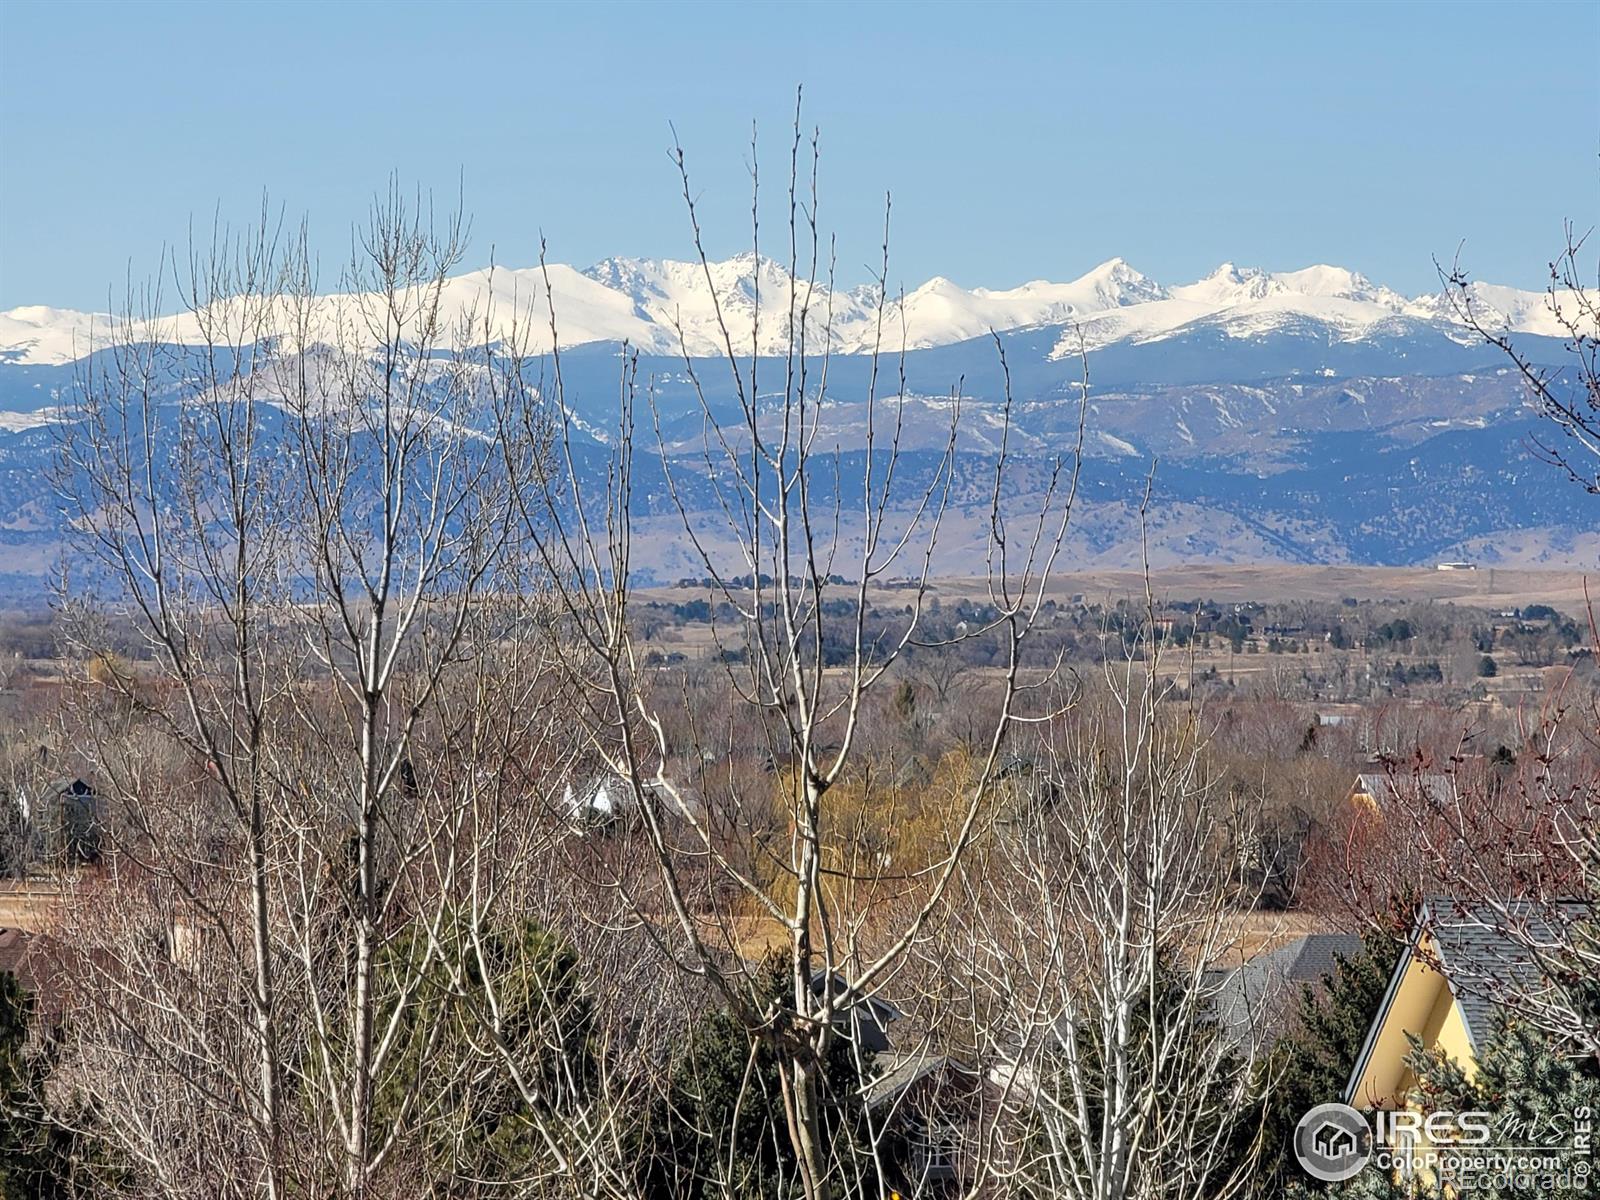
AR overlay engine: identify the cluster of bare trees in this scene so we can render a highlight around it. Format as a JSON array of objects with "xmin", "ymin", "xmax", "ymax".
[{"xmin": 49, "ymin": 186, "xmax": 591, "ymax": 1195}]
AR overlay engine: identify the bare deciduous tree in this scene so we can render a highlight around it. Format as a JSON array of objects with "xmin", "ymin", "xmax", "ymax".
[
  {"xmin": 1442, "ymin": 225, "xmax": 1599, "ymax": 492},
  {"xmin": 926, "ymin": 626, "xmax": 1272, "ymax": 1200},
  {"xmin": 49, "ymin": 186, "xmax": 602, "ymax": 1197},
  {"xmin": 521, "ymin": 107, "xmax": 1088, "ymax": 1198}
]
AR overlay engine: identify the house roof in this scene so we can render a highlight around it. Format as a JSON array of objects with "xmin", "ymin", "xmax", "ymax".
[
  {"xmin": 562, "ymin": 774, "xmax": 631, "ymax": 819},
  {"xmin": 561, "ymin": 772, "xmax": 704, "ymax": 824},
  {"xmin": 1342, "ymin": 898, "xmax": 1592, "ymax": 1104},
  {"xmin": 1259, "ymin": 932, "xmax": 1366, "ymax": 982},
  {"xmin": 0, "ymin": 927, "xmax": 62, "ymax": 1014},
  {"xmin": 863, "ymin": 1050, "xmax": 978, "ymax": 1109},
  {"xmin": 1211, "ymin": 932, "xmax": 1363, "ymax": 1040},
  {"xmin": 809, "ymin": 969, "xmax": 904, "ymax": 1023},
  {"xmin": 1424, "ymin": 899, "xmax": 1590, "ymax": 1050},
  {"xmin": 1353, "ymin": 772, "xmax": 1453, "ymax": 807}
]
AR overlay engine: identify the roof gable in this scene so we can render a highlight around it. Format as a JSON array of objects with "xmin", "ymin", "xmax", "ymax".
[{"xmin": 1343, "ymin": 898, "xmax": 1592, "ymax": 1106}]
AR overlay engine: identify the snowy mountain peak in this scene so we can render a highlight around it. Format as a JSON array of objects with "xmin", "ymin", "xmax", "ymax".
[
  {"xmin": 0, "ymin": 304, "xmax": 112, "ymax": 365},
  {"xmin": 1167, "ymin": 262, "xmax": 1408, "ymax": 311},
  {"xmin": 1069, "ymin": 257, "xmax": 1168, "ymax": 304},
  {"xmin": 1172, "ymin": 262, "xmax": 1279, "ymax": 304},
  {"xmin": 1081, "ymin": 255, "xmax": 1139, "ymax": 281}
]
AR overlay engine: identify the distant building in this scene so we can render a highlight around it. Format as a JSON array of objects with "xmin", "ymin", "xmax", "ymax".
[
  {"xmin": 559, "ymin": 771, "xmax": 703, "ymax": 830},
  {"xmin": 560, "ymin": 774, "xmax": 631, "ymax": 825},
  {"xmin": 1435, "ymin": 561, "xmax": 1477, "ymax": 571},
  {"xmin": 816, "ymin": 972, "xmax": 987, "ymax": 1198},
  {"xmin": 19, "ymin": 777, "xmax": 100, "ymax": 866},
  {"xmin": 1348, "ymin": 771, "xmax": 1452, "ymax": 814}
]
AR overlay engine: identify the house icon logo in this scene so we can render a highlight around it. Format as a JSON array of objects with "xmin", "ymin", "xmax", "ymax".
[{"xmin": 1294, "ymin": 1102, "xmax": 1372, "ymax": 1182}]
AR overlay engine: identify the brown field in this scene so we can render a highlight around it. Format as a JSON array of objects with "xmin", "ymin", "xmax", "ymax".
[
  {"xmin": 642, "ymin": 565, "xmax": 1594, "ymax": 617},
  {"xmin": 934, "ymin": 564, "xmax": 1595, "ymax": 616},
  {"xmin": 694, "ymin": 908, "xmax": 1336, "ymax": 974}
]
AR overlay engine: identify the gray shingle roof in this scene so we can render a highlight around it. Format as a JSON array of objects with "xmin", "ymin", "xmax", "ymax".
[
  {"xmin": 1211, "ymin": 933, "xmax": 1363, "ymax": 1041},
  {"xmin": 1423, "ymin": 898, "xmax": 1591, "ymax": 1049},
  {"xmin": 809, "ymin": 970, "xmax": 902, "ymax": 1053},
  {"xmin": 863, "ymin": 1051, "xmax": 976, "ymax": 1109}
]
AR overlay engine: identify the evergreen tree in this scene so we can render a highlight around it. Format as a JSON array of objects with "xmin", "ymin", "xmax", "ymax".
[
  {"xmin": 1263, "ymin": 928, "xmax": 1401, "ymax": 1195},
  {"xmin": 0, "ymin": 970, "xmax": 120, "ymax": 1198},
  {"xmin": 369, "ymin": 916, "xmax": 601, "ymax": 1196},
  {"xmin": 0, "ymin": 969, "xmax": 48, "ymax": 1198},
  {"xmin": 1403, "ymin": 1018, "xmax": 1600, "ymax": 1200},
  {"xmin": 639, "ymin": 958, "xmax": 873, "ymax": 1200},
  {"xmin": 1286, "ymin": 1015, "xmax": 1600, "ymax": 1199}
]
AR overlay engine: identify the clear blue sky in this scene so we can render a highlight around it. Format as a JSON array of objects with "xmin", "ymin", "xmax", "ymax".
[{"xmin": 1, "ymin": 0, "xmax": 1595, "ymax": 310}]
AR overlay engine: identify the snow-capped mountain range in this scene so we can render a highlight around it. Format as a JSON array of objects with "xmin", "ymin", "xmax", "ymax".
[
  {"xmin": 0, "ymin": 254, "xmax": 1575, "ymax": 366},
  {"xmin": 0, "ymin": 251, "xmax": 1590, "ymax": 589}
]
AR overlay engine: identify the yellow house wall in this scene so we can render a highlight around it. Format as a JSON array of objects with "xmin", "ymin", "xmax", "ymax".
[
  {"xmin": 1346, "ymin": 933, "xmax": 1484, "ymax": 1195},
  {"xmin": 1349, "ymin": 934, "xmax": 1479, "ymax": 1109},
  {"xmin": 1430, "ymin": 993, "xmax": 1476, "ymax": 1077}
]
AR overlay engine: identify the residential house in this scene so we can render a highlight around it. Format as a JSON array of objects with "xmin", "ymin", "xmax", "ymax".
[
  {"xmin": 1342, "ymin": 899, "xmax": 1588, "ymax": 1187},
  {"xmin": 810, "ymin": 969, "xmax": 902, "ymax": 1054},
  {"xmin": 803, "ymin": 971, "xmax": 988, "ymax": 1195},
  {"xmin": 867, "ymin": 1051, "xmax": 984, "ymax": 1198},
  {"xmin": 1344, "ymin": 899, "xmax": 1581, "ymax": 1109},
  {"xmin": 560, "ymin": 774, "xmax": 633, "ymax": 826},
  {"xmin": 1347, "ymin": 771, "xmax": 1452, "ymax": 815}
]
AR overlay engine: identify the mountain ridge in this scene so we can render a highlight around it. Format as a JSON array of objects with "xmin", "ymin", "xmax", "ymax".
[{"xmin": 0, "ymin": 254, "xmax": 1577, "ymax": 367}]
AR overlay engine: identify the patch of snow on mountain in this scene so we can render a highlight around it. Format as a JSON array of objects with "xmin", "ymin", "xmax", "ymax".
[
  {"xmin": 1403, "ymin": 282, "xmax": 1578, "ymax": 340},
  {"xmin": 881, "ymin": 258, "xmax": 1166, "ymax": 351},
  {"xmin": 581, "ymin": 252, "xmax": 879, "ymax": 356},
  {"xmin": 0, "ymin": 305, "xmax": 114, "ymax": 365},
  {"xmin": 1096, "ymin": 430, "xmax": 1140, "ymax": 456}
]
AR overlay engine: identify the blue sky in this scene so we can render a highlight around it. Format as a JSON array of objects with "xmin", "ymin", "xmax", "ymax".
[{"xmin": 1, "ymin": 0, "xmax": 1595, "ymax": 310}]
